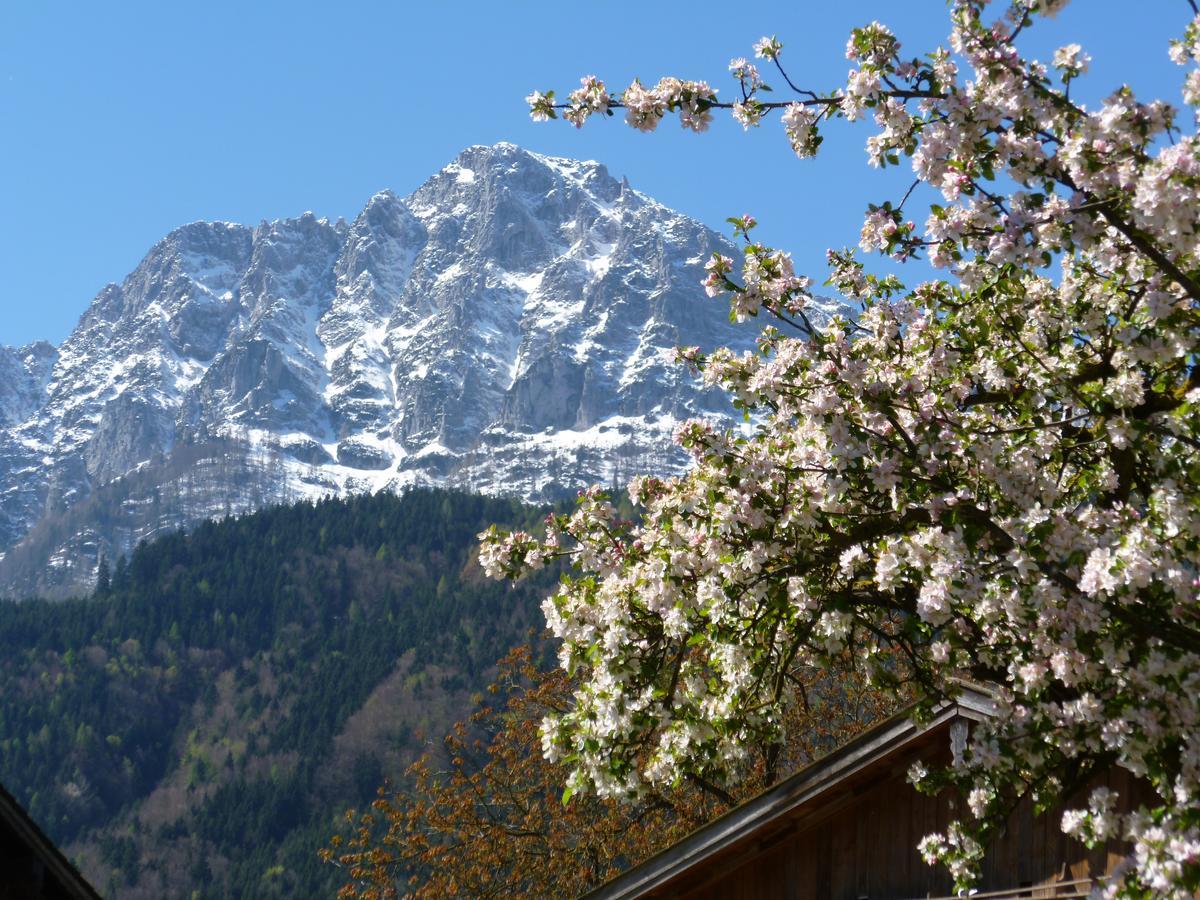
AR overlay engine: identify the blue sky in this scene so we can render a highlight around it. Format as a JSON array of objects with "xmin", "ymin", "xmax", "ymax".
[{"xmin": 0, "ymin": 1, "xmax": 1183, "ymax": 347}]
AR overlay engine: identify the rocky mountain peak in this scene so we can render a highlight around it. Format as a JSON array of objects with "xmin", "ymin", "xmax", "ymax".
[{"xmin": 0, "ymin": 143, "xmax": 839, "ymax": 598}]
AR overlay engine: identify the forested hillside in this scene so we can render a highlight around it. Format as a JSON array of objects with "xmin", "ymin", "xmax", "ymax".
[{"xmin": 0, "ymin": 489, "xmax": 554, "ymax": 898}]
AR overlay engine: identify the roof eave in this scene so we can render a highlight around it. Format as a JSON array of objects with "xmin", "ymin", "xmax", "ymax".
[{"xmin": 585, "ymin": 686, "xmax": 998, "ymax": 900}]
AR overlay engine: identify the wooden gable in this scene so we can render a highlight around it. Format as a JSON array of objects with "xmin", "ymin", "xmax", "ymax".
[{"xmin": 587, "ymin": 687, "xmax": 1143, "ymax": 900}]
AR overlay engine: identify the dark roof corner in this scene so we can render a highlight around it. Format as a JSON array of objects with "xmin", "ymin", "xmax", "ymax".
[{"xmin": 0, "ymin": 781, "xmax": 102, "ymax": 900}]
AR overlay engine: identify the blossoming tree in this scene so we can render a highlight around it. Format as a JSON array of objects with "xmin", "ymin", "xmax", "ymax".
[{"xmin": 482, "ymin": 0, "xmax": 1200, "ymax": 893}]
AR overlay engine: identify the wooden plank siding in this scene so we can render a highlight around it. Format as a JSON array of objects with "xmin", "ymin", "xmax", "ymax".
[
  {"xmin": 666, "ymin": 745, "xmax": 1138, "ymax": 899},
  {"xmin": 587, "ymin": 690, "xmax": 1152, "ymax": 900}
]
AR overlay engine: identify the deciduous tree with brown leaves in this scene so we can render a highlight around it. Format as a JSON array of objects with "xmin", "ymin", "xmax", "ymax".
[{"xmin": 320, "ymin": 645, "xmax": 898, "ymax": 898}]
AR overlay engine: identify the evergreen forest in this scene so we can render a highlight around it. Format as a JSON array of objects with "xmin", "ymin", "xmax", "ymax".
[{"xmin": 0, "ymin": 488, "xmax": 555, "ymax": 898}]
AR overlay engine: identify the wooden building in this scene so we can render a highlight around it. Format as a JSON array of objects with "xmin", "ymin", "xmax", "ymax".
[
  {"xmin": 586, "ymin": 686, "xmax": 1143, "ymax": 899},
  {"xmin": 0, "ymin": 781, "xmax": 101, "ymax": 900}
]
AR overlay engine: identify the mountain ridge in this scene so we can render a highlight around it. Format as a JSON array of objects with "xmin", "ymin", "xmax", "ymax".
[{"xmin": 0, "ymin": 142, "xmax": 834, "ymax": 598}]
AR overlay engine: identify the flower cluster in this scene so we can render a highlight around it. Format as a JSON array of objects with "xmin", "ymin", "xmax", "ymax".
[
  {"xmin": 620, "ymin": 77, "xmax": 718, "ymax": 133},
  {"xmin": 1052, "ymin": 42, "xmax": 1091, "ymax": 79},
  {"xmin": 565, "ymin": 75, "xmax": 610, "ymax": 127},
  {"xmin": 782, "ymin": 103, "xmax": 819, "ymax": 158},
  {"xmin": 511, "ymin": 2, "xmax": 1200, "ymax": 895},
  {"xmin": 753, "ymin": 35, "xmax": 782, "ymax": 61},
  {"xmin": 729, "ymin": 57, "xmax": 762, "ymax": 90}
]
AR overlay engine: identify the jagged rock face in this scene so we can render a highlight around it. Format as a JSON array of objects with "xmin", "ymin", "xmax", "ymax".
[
  {"xmin": 0, "ymin": 342, "xmax": 56, "ymax": 428},
  {"xmin": 0, "ymin": 342, "xmax": 58, "ymax": 554},
  {"xmin": 0, "ymin": 143, "xmax": 841, "ymax": 598}
]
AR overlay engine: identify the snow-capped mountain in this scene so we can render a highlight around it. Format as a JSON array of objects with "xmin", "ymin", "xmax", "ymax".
[{"xmin": 0, "ymin": 143, "xmax": 833, "ymax": 597}]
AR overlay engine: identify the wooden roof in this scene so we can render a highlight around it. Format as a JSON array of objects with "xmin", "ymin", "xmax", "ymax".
[
  {"xmin": 0, "ymin": 781, "xmax": 102, "ymax": 900},
  {"xmin": 585, "ymin": 686, "xmax": 998, "ymax": 900}
]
